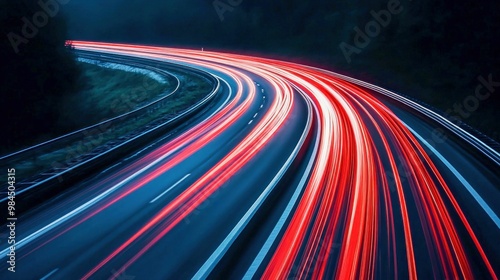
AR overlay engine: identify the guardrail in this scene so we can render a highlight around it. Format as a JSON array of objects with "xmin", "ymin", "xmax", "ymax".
[
  {"xmin": 321, "ymin": 68, "xmax": 500, "ymax": 166},
  {"xmin": 1, "ymin": 65, "xmax": 175, "ymax": 162},
  {"xmin": 0, "ymin": 52, "xmax": 208, "ymax": 162},
  {"xmin": 1, "ymin": 52, "xmax": 221, "ymax": 208}
]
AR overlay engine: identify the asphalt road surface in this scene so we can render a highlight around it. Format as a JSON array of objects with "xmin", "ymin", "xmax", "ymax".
[{"xmin": 1, "ymin": 42, "xmax": 498, "ymax": 280}]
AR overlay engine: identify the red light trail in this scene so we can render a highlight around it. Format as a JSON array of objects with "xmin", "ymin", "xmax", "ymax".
[
  {"xmin": 4, "ymin": 41, "xmax": 496, "ymax": 279},
  {"xmin": 71, "ymin": 41, "xmax": 498, "ymax": 280}
]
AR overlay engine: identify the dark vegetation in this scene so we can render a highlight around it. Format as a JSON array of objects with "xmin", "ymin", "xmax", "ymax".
[
  {"xmin": 1, "ymin": 0, "xmax": 81, "ymax": 153},
  {"xmin": 0, "ymin": 1, "xmax": 168, "ymax": 155},
  {"xmin": 63, "ymin": 0, "xmax": 500, "ymax": 141},
  {"xmin": 1, "ymin": 0, "xmax": 499, "ymax": 155},
  {"xmin": 58, "ymin": 62, "xmax": 170, "ymax": 132},
  {"xmin": 6, "ymin": 71, "xmax": 211, "ymax": 180}
]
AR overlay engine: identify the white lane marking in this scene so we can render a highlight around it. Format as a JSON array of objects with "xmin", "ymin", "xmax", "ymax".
[
  {"xmin": 124, "ymin": 133, "xmax": 175, "ymax": 161},
  {"xmin": 0, "ymin": 145, "xmax": 182, "ymax": 258},
  {"xmin": 206, "ymin": 75, "xmax": 233, "ymax": 120},
  {"xmin": 193, "ymin": 91, "xmax": 315, "ymax": 280},
  {"xmin": 244, "ymin": 93, "xmax": 319, "ymax": 279},
  {"xmin": 100, "ymin": 162, "xmax": 122, "ymax": 174},
  {"xmin": 248, "ymin": 120, "xmax": 253, "ymax": 125},
  {"xmin": 260, "ymin": 105, "xmax": 263, "ymax": 109},
  {"xmin": 261, "ymin": 89, "xmax": 265, "ymax": 93},
  {"xmin": 404, "ymin": 123, "xmax": 500, "ymax": 229},
  {"xmin": 315, "ymin": 67, "xmax": 500, "ymax": 164},
  {"xmin": 126, "ymin": 143, "xmax": 158, "ymax": 161},
  {"xmin": 150, "ymin": 174, "xmax": 191, "ymax": 203},
  {"xmin": 0, "ymin": 77, "xmax": 234, "ymax": 259},
  {"xmin": 40, "ymin": 268, "xmax": 59, "ymax": 280},
  {"xmin": 253, "ymin": 113, "xmax": 258, "ymax": 118}
]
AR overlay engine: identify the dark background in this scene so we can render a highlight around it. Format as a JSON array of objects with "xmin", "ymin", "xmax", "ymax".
[{"xmin": 1, "ymin": 0, "xmax": 499, "ymax": 152}]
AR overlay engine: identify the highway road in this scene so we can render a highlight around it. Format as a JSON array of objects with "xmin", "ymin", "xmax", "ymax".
[{"xmin": 1, "ymin": 42, "xmax": 499, "ymax": 280}]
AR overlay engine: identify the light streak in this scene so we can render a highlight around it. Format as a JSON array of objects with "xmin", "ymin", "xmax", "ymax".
[{"xmin": 15, "ymin": 41, "xmax": 495, "ymax": 279}]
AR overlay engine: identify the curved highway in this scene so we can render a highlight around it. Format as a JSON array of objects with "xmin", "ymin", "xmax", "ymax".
[{"xmin": 1, "ymin": 41, "xmax": 499, "ymax": 280}]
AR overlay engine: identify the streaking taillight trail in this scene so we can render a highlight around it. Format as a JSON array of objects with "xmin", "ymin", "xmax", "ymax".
[{"xmin": 15, "ymin": 41, "xmax": 497, "ymax": 279}]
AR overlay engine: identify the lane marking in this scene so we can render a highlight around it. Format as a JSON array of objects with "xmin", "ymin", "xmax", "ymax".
[
  {"xmin": 404, "ymin": 123, "xmax": 500, "ymax": 229},
  {"xmin": 127, "ymin": 132, "xmax": 174, "ymax": 159},
  {"xmin": 253, "ymin": 113, "xmax": 258, "ymax": 118},
  {"xmin": 40, "ymin": 268, "xmax": 59, "ymax": 280},
  {"xmin": 248, "ymin": 120, "xmax": 253, "ymax": 125},
  {"xmin": 150, "ymin": 174, "xmax": 191, "ymax": 203},
  {"xmin": 0, "ymin": 146, "xmax": 182, "ymax": 258},
  {"xmin": 100, "ymin": 162, "xmax": 123, "ymax": 174},
  {"xmin": 206, "ymin": 75, "xmax": 233, "ymax": 120},
  {"xmin": 244, "ymin": 92, "xmax": 319, "ymax": 279},
  {"xmin": 0, "ymin": 76, "xmax": 234, "ymax": 259},
  {"xmin": 315, "ymin": 67, "xmax": 500, "ymax": 164},
  {"xmin": 194, "ymin": 91, "xmax": 315, "ymax": 280}
]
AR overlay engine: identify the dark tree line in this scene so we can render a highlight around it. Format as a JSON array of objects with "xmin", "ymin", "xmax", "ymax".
[
  {"xmin": 1, "ymin": 0, "xmax": 498, "ymax": 152},
  {"xmin": 0, "ymin": 0, "xmax": 81, "ymax": 153},
  {"xmin": 62, "ymin": 0, "xmax": 499, "ymax": 140}
]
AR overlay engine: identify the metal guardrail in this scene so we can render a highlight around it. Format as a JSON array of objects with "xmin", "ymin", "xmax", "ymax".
[
  {"xmin": 0, "ymin": 53, "xmax": 209, "ymax": 162},
  {"xmin": 1, "ymin": 52, "xmax": 221, "ymax": 204},
  {"xmin": 320, "ymin": 68, "xmax": 500, "ymax": 166}
]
